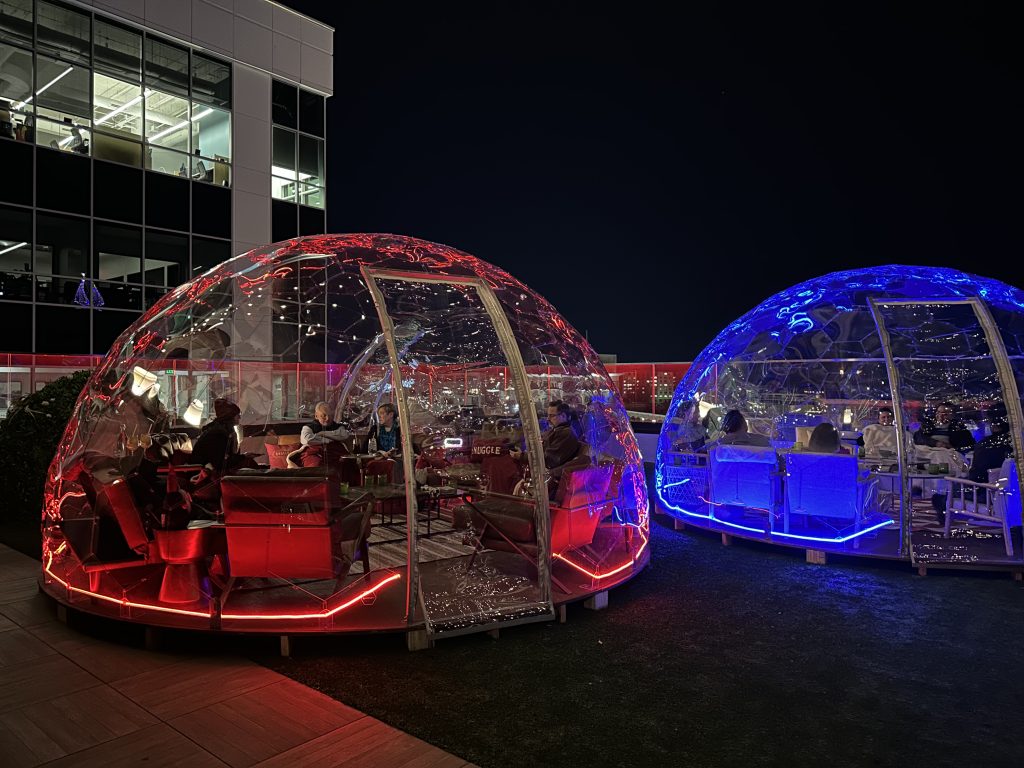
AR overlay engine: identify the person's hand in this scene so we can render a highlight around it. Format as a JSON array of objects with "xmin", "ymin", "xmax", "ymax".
[{"xmin": 509, "ymin": 446, "xmax": 523, "ymax": 459}]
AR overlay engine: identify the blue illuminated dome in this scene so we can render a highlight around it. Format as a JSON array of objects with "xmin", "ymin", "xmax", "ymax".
[{"xmin": 656, "ymin": 265, "xmax": 1024, "ymax": 568}]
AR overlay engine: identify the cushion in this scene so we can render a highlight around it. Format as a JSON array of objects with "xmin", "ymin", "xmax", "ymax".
[
  {"xmin": 472, "ymin": 498, "xmax": 535, "ymax": 541},
  {"xmin": 265, "ymin": 433, "xmax": 302, "ymax": 446},
  {"xmin": 470, "ymin": 438, "xmax": 509, "ymax": 464},
  {"xmin": 266, "ymin": 443, "xmax": 293, "ymax": 469}
]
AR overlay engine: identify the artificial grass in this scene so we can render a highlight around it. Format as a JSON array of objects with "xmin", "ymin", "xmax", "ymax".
[
  {"xmin": 5, "ymin": 473, "xmax": 1023, "ymax": 767},
  {"xmin": 254, "ymin": 518, "xmax": 1024, "ymax": 767}
]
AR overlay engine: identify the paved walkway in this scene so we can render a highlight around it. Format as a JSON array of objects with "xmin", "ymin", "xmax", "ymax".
[{"xmin": 0, "ymin": 544, "xmax": 473, "ymax": 768}]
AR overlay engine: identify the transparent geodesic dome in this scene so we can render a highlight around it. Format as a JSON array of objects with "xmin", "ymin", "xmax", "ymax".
[
  {"xmin": 657, "ymin": 265, "xmax": 1024, "ymax": 567},
  {"xmin": 41, "ymin": 234, "xmax": 649, "ymax": 636}
]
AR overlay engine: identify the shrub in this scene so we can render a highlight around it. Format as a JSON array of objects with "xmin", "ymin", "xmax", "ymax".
[{"xmin": 0, "ymin": 370, "xmax": 90, "ymax": 553}]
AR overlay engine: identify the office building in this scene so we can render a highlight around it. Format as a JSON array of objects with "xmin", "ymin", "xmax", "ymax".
[{"xmin": 0, "ymin": 0, "xmax": 333, "ymax": 362}]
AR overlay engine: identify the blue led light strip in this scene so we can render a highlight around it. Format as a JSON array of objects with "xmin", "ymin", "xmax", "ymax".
[{"xmin": 656, "ymin": 488, "xmax": 895, "ymax": 543}]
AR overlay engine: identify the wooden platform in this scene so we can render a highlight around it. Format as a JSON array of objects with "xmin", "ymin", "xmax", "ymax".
[{"xmin": 0, "ymin": 544, "xmax": 474, "ymax": 768}]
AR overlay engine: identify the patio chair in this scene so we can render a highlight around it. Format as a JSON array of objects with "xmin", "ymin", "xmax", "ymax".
[
  {"xmin": 708, "ymin": 445, "xmax": 780, "ymax": 524},
  {"xmin": 465, "ymin": 463, "xmax": 613, "ymax": 593},
  {"xmin": 782, "ymin": 452, "xmax": 877, "ymax": 536},
  {"xmin": 943, "ymin": 458, "xmax": 1021, "ymax": 556},
  {"xmin": 220, "ymin": 475, "xmax": 372, "ymax": 593},
  {"xmin": 61, "ymin": 477, "xmax": 165, "ymax": 591}
]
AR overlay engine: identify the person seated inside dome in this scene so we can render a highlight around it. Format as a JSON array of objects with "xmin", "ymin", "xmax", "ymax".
[
  {"xmin": 364, "ymin": 402, "xmax": 401, "ymax": 456},
  {"xmin": 807, "ymin": 422, "xmax": 851, "ymax": 454},
  {"xmin": 705, "ymin": 409, "xmax": 770, "ymax": 449},
  {"xmin": 510, "ymin": 400, "xmax": 582, "ymax": 499},
  {"xmin": 861, "ymin": 406, "xmax": 903, "ymax": 459},
  {"xmin": 913, "ymin": 401, "xmax": 975, "ymax": 452},
  {"xmin": 301, "ymin": 401, "xmax": 349, "ymax": 446},
  {"xmin": 968, "ymin": 417, "xmax": 1014, "ymax": 486},
  {"xmin": 190, "ymin": 398, "xmax": 241, "ymax": 473}
]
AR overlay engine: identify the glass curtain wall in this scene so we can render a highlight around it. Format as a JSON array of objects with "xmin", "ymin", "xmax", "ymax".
[{"xmin": 0, "ymin": 1, "xmax": 232, "ymax": 182}]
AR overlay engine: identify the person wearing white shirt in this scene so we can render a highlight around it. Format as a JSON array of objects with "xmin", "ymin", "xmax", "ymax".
[{"xmin": 862, "ymin": 407, "xmax": 903, "ymax": 459}]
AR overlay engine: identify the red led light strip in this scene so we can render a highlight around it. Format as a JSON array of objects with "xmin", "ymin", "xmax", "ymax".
[
  {"xmin": 553, "ymin": 530, "xmax": 649, "ymax": 581},
  {"xmin": 44, "ymin": 551, "xmax": 401, "ymax": 621}
]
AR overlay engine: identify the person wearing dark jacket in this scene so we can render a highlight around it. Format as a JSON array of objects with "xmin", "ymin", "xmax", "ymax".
[
  {"xmin": 301, "ymin": 401, "xmax": 348, "ymax": 446},
  {"xmin": 968, "ymin": 419, "xmax": 1013, "ymax": 486},
  {"xmin": 913, "ymin": 402, "xmax": 975, "ymax": 452},
  {"xmin": 511, "ymin": 400, "xmax": 582, "ymax": 498},
  {"xmin": 190, "ymin": 398, "xmax": 240, "ymax": 472}
]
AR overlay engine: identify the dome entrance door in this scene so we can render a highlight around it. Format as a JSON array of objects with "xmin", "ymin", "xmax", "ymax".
[
  {"xmin": 363, "ymin": 269, "xmax": 556, "ymax": 639},
  {"xmin": 870, "ymin": 298, "xmax": 1024, "ymax": 568}
]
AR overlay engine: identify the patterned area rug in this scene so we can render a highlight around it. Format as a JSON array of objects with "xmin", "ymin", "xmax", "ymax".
[{"xmin": 367, "ymin": 516, "xmax": 477, "ymax": 570}]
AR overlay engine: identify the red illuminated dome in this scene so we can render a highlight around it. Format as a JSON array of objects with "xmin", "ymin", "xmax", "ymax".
[{"xmin": 42, "ymin": 234, "xmax": 649, "ymax": 642}]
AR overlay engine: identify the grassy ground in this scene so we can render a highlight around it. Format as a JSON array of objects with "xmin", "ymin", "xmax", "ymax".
[
  {"xmin": 6, "ymin": 483, "xmax": 1024, "ymax": 767},
  {"xmin": 253, "ymin": 517, "xmax": 1024, "ymax": 768}
]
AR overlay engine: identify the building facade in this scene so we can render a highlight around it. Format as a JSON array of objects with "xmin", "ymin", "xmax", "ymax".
[{"xmin": 0, "ymin": 0, "xmax": 333, "ymax": 363}]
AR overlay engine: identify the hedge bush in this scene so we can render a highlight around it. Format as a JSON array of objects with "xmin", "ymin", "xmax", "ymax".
[{"xmin": 0, "ymin": 370, "xmax": 90, "ymax": 554}]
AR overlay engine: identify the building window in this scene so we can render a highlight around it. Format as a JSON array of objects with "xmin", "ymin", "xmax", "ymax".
[
  {"xmin": 145, "ymin": 89, "xmax": 189, "ymax": 150},
  {"xmin": 191, "ymin": 102, "xmax": 230, "ymax": 184},
  {"xmin": 0, "ymin": 0, "xmax": 33, "ymax": 48},
  {"xmin": 0, "ymin": 203, "xmax": 32, "ymax": 301},
  {"xmin": 145, "ymin": 230, "xmax": 187, "ymax": 290},
  {"xmin": 299, "ymin": 89, "xmax": 324, "ymax": 138},
  {"xmin": 36, "ymin": 1, "xmax": 91, "ymax": 66},
  {"xmin": 144, "ymin": 36, "xmax": 188, "ymax": 96},
  {"xmin": 91, "ymin": 66, "xmax": 144, "ymax": 166},
  {"xmin": 36, "ymin": 304, "xmax": 88, "ymax": 352},
  {"xmin": 192, "ymin": 236, "xmax": 230, "ymax": 275},
  {"xmin": 0, "ymin": 301, "xmax": 32, "ymax": 351},
  {"xmin": 33, "ymin": 53, "xmax": 91, "ymax": 154},
  {"xmin": 94, "ymin": 160, "xmax": 143, "ymax": 223},
  {"xmin": 94, "ymin": 222, "xmax": 142, "ymax": 283},
  {"xmin": 93, "ymin": 73, "xmax": 143, "ymax": 137},
  {"xmin": 272, "ymin": 199, "xmax": 297, "ymax": 242},
  {"xmin": 271, "ymin": 126, "xmax": 295, "ymax": 201},
  {"xmin": 192, "ymin": 52, "xmax": 230, "ymax": 108},
  {"xmin": 34, "ymin": 211, "xmax": 88, "ymax": 305},
  {"xmin": 272, "ymin": 82, "xmax": 326, "ymax": 211},
  {"xmin": 144, "ymin": 171, "xmax": 189, "ymax": 231},
  {"xmin": 272, "ymin": 79, "xmax": 296, "ymax": 128},
  {"xmin": 0, "ymin": 42, "xmax": 34, "ymax": 141},
  {"xmin": 93, "ymin": 307, "xmax": 140, "ymax": 352},
  {"xmin": 94, "ymin": 18, "xmax": 141, "ymax": 80}
]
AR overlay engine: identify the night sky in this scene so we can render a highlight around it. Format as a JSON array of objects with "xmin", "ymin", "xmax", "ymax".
[{"xmin": 282, "ymin": 3, "xmax": 1020, "ymax": 361}]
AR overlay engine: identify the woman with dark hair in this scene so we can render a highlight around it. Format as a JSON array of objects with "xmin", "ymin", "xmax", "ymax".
[
  {"xmin": 707, "ymin": 409, "xmax": 770, "ymax": 448},
  {"xmin": 808, "ymin": 422, "xmax": 849, "ymax": 454}
]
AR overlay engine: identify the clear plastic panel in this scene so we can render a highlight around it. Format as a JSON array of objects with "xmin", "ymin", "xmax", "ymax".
[
  {"xmin": 40, "ymin": 235, "xmax": 649, "ymax": 634},
  {"xmin": 659, "ymin": 266, "xmax": 1024, "ymax": 563},
  {"xmin": 369, "ymin": 274, "xmax": 553, "ymax": 635},
  {"xmin": 875, "ymin": 301, "xmax": 1023, "ymax": 566}
]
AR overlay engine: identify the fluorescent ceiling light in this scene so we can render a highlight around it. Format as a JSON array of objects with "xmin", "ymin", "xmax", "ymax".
[
  {"xmin": 0, "ymin": 241, "xmax": 27, "ymax": 257},
  {"xmin": 13, "ymin": 66, "xmax": 73, "ymax": 109},
  {"xmin": 148, "ymin": 107, "xmax": 214, "ymax": 143},
  {"xmin": 94, "ymin": 89, "xmax": 151, "ymax": 127},
  {"xmin": 271, "ymin": 167, "xmax": 314, "ymax": 181}
]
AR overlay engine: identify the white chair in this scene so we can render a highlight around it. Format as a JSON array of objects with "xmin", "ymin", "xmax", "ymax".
[
  {"xmin": 708, "ymin": 445, "xmax": 780, "ymax": 525},
  {"xmin": 783, "ymin": 452, "xmax": 877, "ymax": 536},
  {"xmin": 944, "ymin": 459, "xmax": 1021, "ymax": 556}
]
